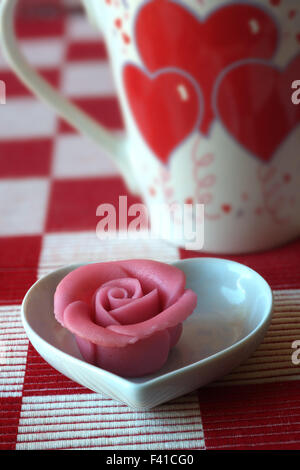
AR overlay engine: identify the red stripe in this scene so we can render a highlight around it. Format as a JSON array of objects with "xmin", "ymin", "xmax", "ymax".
[
  {"xmin": 0, "ymin": 236, "xmax": 42, "ymax": 304},
  {"xmin": 58, "ymin": 96, "xmax": 124, "ymax": 133},
  {"xmin": 46, "ymin": 177, "xmax": 142, "ymax": 232},
  {"xmin": 15, "ymin": 0, "xmax": 65, "ymax": 39},
  {"xmin": 180, "ymin": 237, "xmax": 300, "ymax": 290},
  {"xmin": 199, "ymin": 381, "xmax": 300, "ymax": 449},
  {"xmin": 0, "ymin": 69, "xmax": 60, "ymax": 98},
  {"xmin": 22, "ymin": 343, "xmax": 90, "ymax": 396},
  {"xmin": 16, "ymin": 17, "xmax": 65, "ymax": 39},
  {"xmin": 67, "ymin": 41, "xmax": 108, "ymax": 61},
  {"xmin": 0, "ymin": 397, "xmax": 23, "ymax": 451}
]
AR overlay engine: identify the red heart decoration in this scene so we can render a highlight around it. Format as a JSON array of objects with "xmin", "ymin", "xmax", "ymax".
[
  {"xmin": 215, "ymin": 55, "xmax": 300, "ymax": 162},
  {"xmin": 135, "ymin": 0, "xmax": 279, "ymax": 134},
  {"xmin": 123, "ymin": 65, "xmax": 201, "ymax": 164}
]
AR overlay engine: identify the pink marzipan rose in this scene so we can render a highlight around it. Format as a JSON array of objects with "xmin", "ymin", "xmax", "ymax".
[{"xmin": 54, "ymin": 259, "xmax": 197, "ymax": 377}]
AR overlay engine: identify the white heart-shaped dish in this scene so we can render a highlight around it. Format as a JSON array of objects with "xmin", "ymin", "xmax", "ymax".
[{"xmin": 21, "ymin": 258, "xmax": 273, "ymax": 410}]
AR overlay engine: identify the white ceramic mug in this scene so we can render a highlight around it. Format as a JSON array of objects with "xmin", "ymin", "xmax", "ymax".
[{"xmin": 1, "ymin": 0, "xmax": 299, "ymax": 253}]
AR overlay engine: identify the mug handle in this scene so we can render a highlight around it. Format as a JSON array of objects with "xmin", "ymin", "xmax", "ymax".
[{"xmin": 0, "ymin": 0, "xmax": 139, "ymax": 194}]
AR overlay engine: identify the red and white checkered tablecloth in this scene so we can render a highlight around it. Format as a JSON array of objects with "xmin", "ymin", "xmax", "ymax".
[{"xmin": 0, "ymin": 0, "xmax": 300, "ymax": 451}]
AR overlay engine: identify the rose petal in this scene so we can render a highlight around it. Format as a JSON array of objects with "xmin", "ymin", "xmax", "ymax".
[
  {"xmin": 63, "ymin": 300, "xmax": 137, "ymax": 348},
  {"xmin": 93, "ymin": 286, "xmax": 121, "ymax": 327},
  {"xmin": 118, "ymin": 260, "xmax": 186, "ymax": 309},
  {"xmin": 168, "ymin": 323, "xmax": 183, "ymax": 348},
  {"xmin": 107, "ymin": 289, "xmax": 197, "ymax": 341},
  {"xmin": 94, "ymin": 285, "xmax": 160, "ymax": 327},
  {"xmin": 54, "ymin": 260, "xmax": 187, "ymax": 326},
  {"xmin": 107, "ymin": 287, "xmax": 129, "ymax": 307},
  {"xmin": 90, "ymin": 330, "xmax": 171, "ymax": 377},
  {"xmin": 54, "ymin": 263, "xmax": 129, "ymax": 325},
  {"xmin": 93, "ymin": 285, "xmax": 124, "ymax": 327},
  {"xmin": 93, "ymin": 278, "xmax": 144, "ymax": 327},
  {"xmin": 75, "ymin": 335, "xmax": 96, "ymax": 364},
  {"xmin": 109, "ymin": 289, "xmax": 160, "ymax": 325},
  {"xmin": 55, "ymin": 260, "xmax": 196, "ymax": 353},
  {"xmin": 100, "ymin": 277, "xmax": 143, "ymax": 309}
]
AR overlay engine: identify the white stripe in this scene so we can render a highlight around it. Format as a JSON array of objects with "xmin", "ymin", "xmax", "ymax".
[
  {"xmin": 0, "ymin": 377, "xmax": 25, "ymax": 384},
  {"xmin": 0, "ymin": 331, "xmax": 28, "ymax": 338},
  {"xmin": 0, "ymin": 370, "xmax": 26, "ymax": 377},
  {"xmin": 0, "ymin": 39, "xmax": 65, "ymax": 70},
  {"xmin": 62, "ymin": 62, "xmax": 116, "ymax": 97},
  {"xmin": 273, "ymin": 290, "xmax": 300, "ymax": 296},
  {"xmin": 16, "ymin": 431, "xmax": 204, "ymax": 450},
  {"xmin": 20, "ymin": 39, "xmax": 65, "ymax": 68},
  {"xmin": 21, "ymin": 392, "xmax": 197, "ymax": 404},
  {"xmin": 17, "ymin": 425, "xmax": 203, "ymax": 442},
  {"xmin": 0, "ymin": 358, "xmax": 27, "ymax": 365},
  {"xmin": 0, "ymin": 98, "xmax": 57, "ymax": 139},
  {"xmin": 0, "ymin": 305, "xmax": 28, "ymax": 396},
  {"xmin": 20, "ymin": 404, "xmax": 200, "ymax": 418},
  {"xmin": 38, "ymin": 231, "xmax": 179, "ymax": 278},
  {"xmin": 16, "ymin": 435, "xmax": 204, "ymax": 450},
  {"xmin": 17, "ymin": 393, "xmax": 204, "ymax": 450},
  {"xmin": 66, "ymin": 15, "xmax": 103, "ymax": 41},
  {"xmin": 0, "ymin": 392, "xmax": 24, "ymax": 398},
  {"xmin": 18, "ymin": 415, "xmax": 203, "ymax": 432},
  {"xmin": 0, "ymin": 178, "xmax": 49, "ymax": 236},
  {"xmin": 53, "ymin": 134, "xmax": 119, "ymax": 179},
  {"xmin": 214, "ymin": 288, "xmax": 300, "ymax": 386}
]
